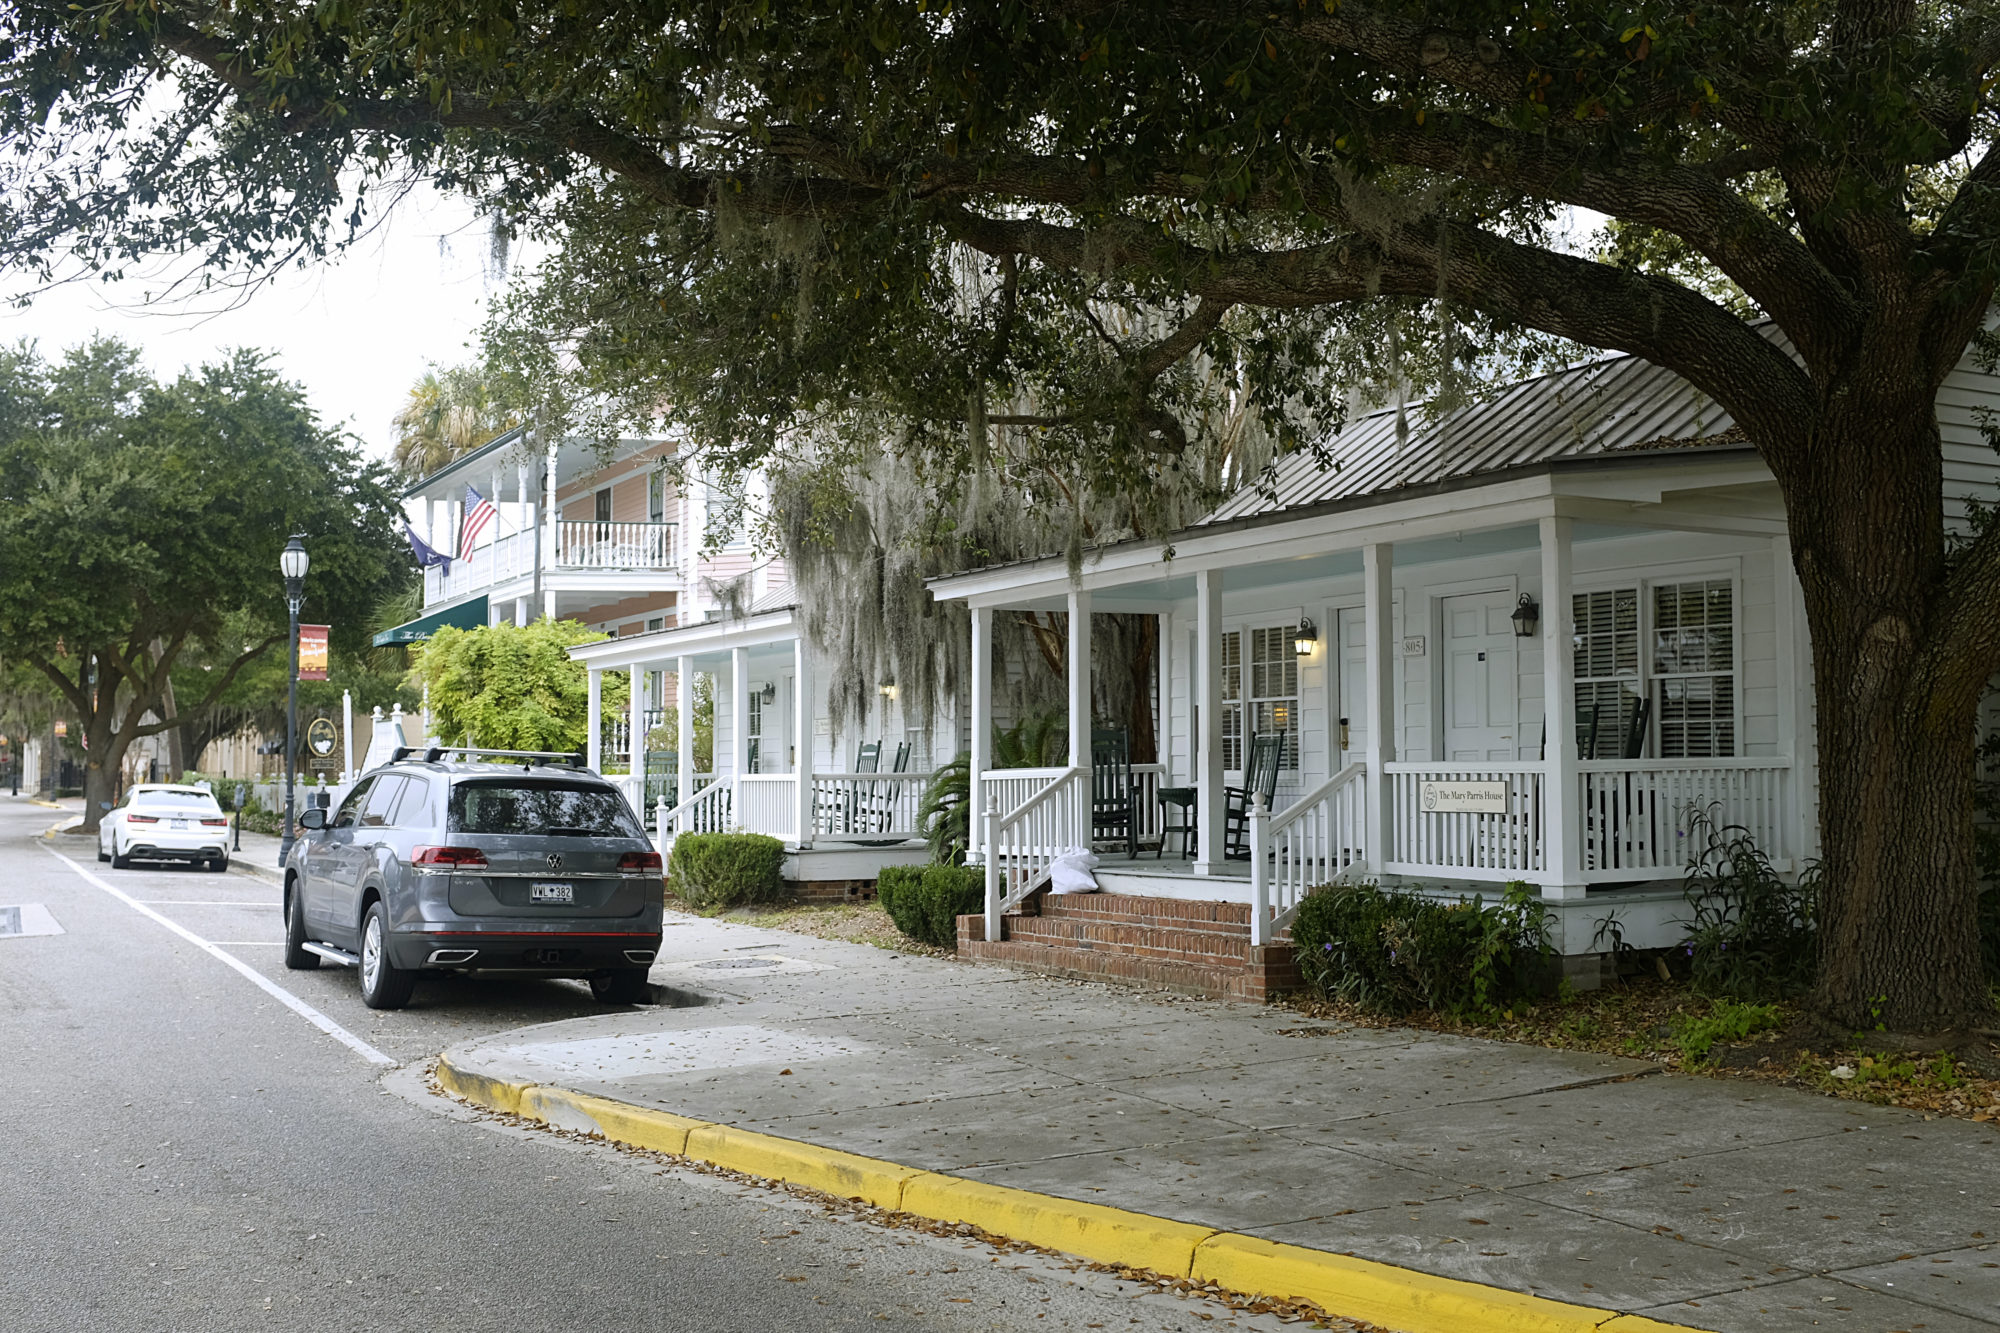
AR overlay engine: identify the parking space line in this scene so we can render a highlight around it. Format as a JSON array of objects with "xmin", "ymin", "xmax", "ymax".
[
  {"xmin": 134, "ymin": 899, "xmax": 281, "ymax": 906},
  {"xmin": 42, "ymin": 847, "xmax": 396, "ymax": 1066}
]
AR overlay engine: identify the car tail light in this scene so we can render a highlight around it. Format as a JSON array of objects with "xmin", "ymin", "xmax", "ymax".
[
  {"xmin": 127, "ymin": 814, "xmax": 159, "ymax": 824},
  {"xmin": 411, "ymin": 845, "xmax": 489, "ymax": 869},
  {"xmin": 618, "ymin": 850, "xmax": 663, "ymax": 875},
  {"xmin": 201, "ymin": 817, "xmax": 228, "ymax": 828}
]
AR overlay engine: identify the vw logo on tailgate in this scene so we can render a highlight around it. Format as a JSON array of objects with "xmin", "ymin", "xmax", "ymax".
[{"xmin": 546, "ymin": 852, "xmax": 564, "ymax": 872}]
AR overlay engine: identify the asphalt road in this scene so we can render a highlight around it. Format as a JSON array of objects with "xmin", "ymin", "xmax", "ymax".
[{"xmin": 0, "ymin": 797, "xmax": 1291, "ymax": 1333}]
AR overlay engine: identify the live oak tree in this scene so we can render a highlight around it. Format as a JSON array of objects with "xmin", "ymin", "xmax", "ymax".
[
  {"xmin": 0, "ymin": 338, "xmax": 407, "ymax": 831},
  {"xmin": 5, "ymin": 4, "xmax": 2000, "ymax": 1033}
]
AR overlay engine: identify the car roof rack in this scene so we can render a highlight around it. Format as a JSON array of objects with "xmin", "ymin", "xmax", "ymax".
[{"xmin": 417, "ymin": 745, "xmax": 591, "ymax": 769}]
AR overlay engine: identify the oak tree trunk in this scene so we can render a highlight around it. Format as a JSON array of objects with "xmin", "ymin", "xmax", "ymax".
[{"xmin": 1788, "ymin": 349, "xmax": 1993, "ymax": 1034}]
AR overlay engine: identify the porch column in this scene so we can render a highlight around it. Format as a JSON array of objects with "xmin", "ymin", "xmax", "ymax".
[
  {"xmin": 675, "ymin": 656, "xmax": 694, "ymax": 828},
  {"xmin": 542, "ymin": 442, "xmax": 559, "ymax": 621},
  {"xmin": 1539, "ymin": 515, "xmax": 1585, "ymax": 897},
  {"xmin": 730, "ymin": 646, "xmax": 750, "ymax": 816},
  {"xmin": 1362, "ymin": 544, "xmax": 1396, "ymax": 873},
  {"xmin": 1067, "ymin": 589, "xmax": 1092, "ymax": 840},
  {"xmin": 629, "ymin": 667, "xmax": 644, "ymax": 777},
  {"xmin": 513, "ymin": 597, "xmax": 528, "ymax": 627},
  {"xmin": 1193, "ymin": 569, "xmax": 1224, "ymax": 875},
  {"xmin": 585, "ymin": 667, "xmax": 603, "ymax": 772},
  {"xmin": 1157, "ymin": 612, "xmax": 1174, "ymax": 782},
  {"xmin": 1772, "ymin": 533, "xmax": 1808, "ymax": 863},
  {"xmin": 792, "ymin": 635, "xmax": 813, "ymax": 846},
  {"xmin": 969, "ymin": 605, "xmax": 992, "ymax": 864}
]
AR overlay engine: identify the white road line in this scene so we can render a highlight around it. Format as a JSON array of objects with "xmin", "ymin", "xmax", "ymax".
[
  {"xmin": 42, "ymin": 847, "xmax": 396, "ymax": 1066},
  {"xmin": 134, "ymin": 899, "xmax": 281, "ymax": 906}
]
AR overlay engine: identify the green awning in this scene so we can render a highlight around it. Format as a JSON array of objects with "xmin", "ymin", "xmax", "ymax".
[{"xmin": 372, "ymin": 596, "xmax": 488, "ymax": 646}]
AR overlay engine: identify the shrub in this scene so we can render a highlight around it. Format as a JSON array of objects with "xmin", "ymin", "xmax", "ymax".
[
  {"xmin": 1680, "ymin": 807, "xmax": 1817, "ymax": 1001},
  {"xmin": 669, "ymin": 832, "xmax": 786, "ymax": 910},
  {"xmin": 878, "ymin": 864, "xmax": 982, "ymax": 950},
  {"xmin": 1290, "ymin": 880, "xmax": 1553, "ymax": 1018}
]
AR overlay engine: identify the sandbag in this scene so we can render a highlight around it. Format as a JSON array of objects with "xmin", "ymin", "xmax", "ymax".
[{"xmin": 1048, "ymin": 846, "xmax": 1100, "ymax": 894}]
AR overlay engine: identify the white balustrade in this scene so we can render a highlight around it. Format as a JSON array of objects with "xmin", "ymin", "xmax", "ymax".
[
  {"xmin": 982, "ymin": 767, "xmax": 1087, "ymax": 935},
  {"xmin": 736, "ymin": 774, "xmax": 799, "ymax": 842},
  {"xmin": 978, "ymin": 767, "xmax": 1069, "ymax": 830},
  {"xmin": 1248, "ymin": 762, "xmax": 1367, "ymax": 945},
  {"xmin": 809, "ymin": 771, "xmax": 929, "ymax": 841},
  {"xmin": 556, "ymin": 520, "xmax": 676, "ymax": 570},
  {"xmin": 1384, "ymin": 762, "xmax": 1549, "ymax": 881},
  {"xmin": 421, "ymin": 528, "xmax": 535, "ymax": 605},
  {"xmin": 1578, "ymin": 759, "xmax": 1789, "ymax": 880},
  {"xmin": 660, "ymin": 778, "xmax": 730, "ymax": 844}
]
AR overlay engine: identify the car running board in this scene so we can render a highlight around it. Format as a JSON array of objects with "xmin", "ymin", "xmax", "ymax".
[{"xmin": 303, "ymin": 942, "xmax": 361, "ymax": 968}]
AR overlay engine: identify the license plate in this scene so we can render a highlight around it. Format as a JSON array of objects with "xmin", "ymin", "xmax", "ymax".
[
  {"xmin": 170, "ymin": 820, "xmax": 188, "ymax": 831},
  {"xmin": 529, "ymin": 882, "xmax": 574, "ymax": 904}
]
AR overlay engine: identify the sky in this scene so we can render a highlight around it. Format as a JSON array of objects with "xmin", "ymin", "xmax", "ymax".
[{"xmin": 0, "ymin": 188, "xmax": 514, "ymax": 463}]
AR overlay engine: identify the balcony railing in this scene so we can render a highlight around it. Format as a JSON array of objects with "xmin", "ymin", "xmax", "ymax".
[
  {"xmin": 557, "ymin": 520, "xmax": 676, "ymax": 570},
  {"xmin": 422, "ymin": 521, "xmax": 679, "ymax": 605}
]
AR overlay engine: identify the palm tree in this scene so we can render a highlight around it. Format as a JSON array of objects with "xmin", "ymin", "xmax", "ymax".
[{"xmin": 390, "ymin": 366, "xmax": 520, "ymax": 481}]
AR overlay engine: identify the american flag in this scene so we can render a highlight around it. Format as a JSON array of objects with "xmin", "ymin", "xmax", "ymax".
[{"xmin": 458, "ymin": 484, "xmax": 498, "ymax": 559}]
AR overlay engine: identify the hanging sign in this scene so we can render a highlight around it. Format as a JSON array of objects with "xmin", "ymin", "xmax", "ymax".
[
  {"xmin": 298, "ymin": 624, "xmax": 330, "ymax": 680},
  {"xmin": 1420, "ymin": 779, "xmax": 1510, "ymax": 814},
  {"xmin": 306, "ymin": 717, "xmax": 339, "ymax": 770}
]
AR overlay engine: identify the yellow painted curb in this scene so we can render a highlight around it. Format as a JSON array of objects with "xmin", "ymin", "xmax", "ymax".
[
  {"xmin": 434, "ymin": 1056, "xmax": 1715, "ymax": 1333},
  {"xmin": 687, "ymin": 1123, "xmax": 923, "ymax": 1211},
  {"xmin": 903, "ymin": 1173, "xmax": 1218, "ymax": 1277},
  {"xmin": 1193, "ymin": 1231, "xmax": 1639, "ymax": 1333}
]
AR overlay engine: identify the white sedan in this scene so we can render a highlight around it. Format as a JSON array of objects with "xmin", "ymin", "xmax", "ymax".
[{"xmin": 98, "ymin": 785, "xmax": 232, "ymax": 871}]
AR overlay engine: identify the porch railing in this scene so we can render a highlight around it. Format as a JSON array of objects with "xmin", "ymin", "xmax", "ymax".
[
  {"xmin": 659, "ymin": 778, "xmax": 729, "ymax": 843},
  {"xmin": 982, "ymin": 766, "xmax": 1087, "ymax": 934},
  {"xmin": 810, "ymin": 771, "xmax": 928, "ymax": 841},
  {"xmin": 422, "ymin": 528, "xmax": 535, "ymax": 605},
  {"xmin": 1579, "ymin": 759, "xmax": 1789, "ymax": 881},
  {"xmin": 1248, "ymin": 762, "xmax": 1368, "ymax": 945},
  {"xmin": 1384, "ymin": 762, "xmax": 1548, "ymax": 881},
  {"xmin": 983, "ymin": 763, "xmax": 1166, "ymax": 850},
  {"xmin": 978, "ymin": 767, "xmax": 1070, "ymax": 821},
  {"xmin": 557, "ymin": 520, "xmax": 677, "ymax": 569}
]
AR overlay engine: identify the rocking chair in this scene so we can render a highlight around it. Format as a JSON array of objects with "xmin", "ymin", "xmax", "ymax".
[{"xmin": 1223, "ymin": 733, "xmax": 1284, "ymax": 861}]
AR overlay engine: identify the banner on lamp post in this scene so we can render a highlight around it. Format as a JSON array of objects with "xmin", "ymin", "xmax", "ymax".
[{"xmin": 298, "ymin": 624, "xmax": 330, "ymax": 681}]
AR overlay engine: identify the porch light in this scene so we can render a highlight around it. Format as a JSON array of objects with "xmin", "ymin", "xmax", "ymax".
[
  {"xmin": 1510, "ymin": 594, "xmax": 1540, "ymax": 638},
  {"xmin": 1293, "ymin": 617, "xmax": 1318, "ymax": 656},
  {"xmin": 879, "ymin": 682, "xmax": 900, "ymax": 701},
  {"xmin": 758, "ymin": 681, "xmax": 777, "ymax": 705}
]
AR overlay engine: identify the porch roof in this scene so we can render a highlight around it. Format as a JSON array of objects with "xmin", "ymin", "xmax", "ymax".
[
  {"xmin": 400, "ymin": 429, "xmax": 678, "ymax": 502},
  {"xmin": 927, "ymin": 349, "xmax": 1769, "ymax": 609},
  {"xmin": 567, "ymin": 605, "xmax": 800, "ymax": 672}
]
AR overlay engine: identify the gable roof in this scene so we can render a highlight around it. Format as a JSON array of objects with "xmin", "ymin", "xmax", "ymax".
[{"xmin": 1201, "ymin": 351, "xmax": 1740, "ymax": 526}]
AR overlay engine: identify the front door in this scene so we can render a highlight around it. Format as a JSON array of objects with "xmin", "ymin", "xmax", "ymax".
[
  {"xmin": 1336, "ymin": 606, "xmax": 1368, "ymax": 767},
  {"xmin": 1441, "ymin": 591, "xmax": 1522, "ymax": 761}
]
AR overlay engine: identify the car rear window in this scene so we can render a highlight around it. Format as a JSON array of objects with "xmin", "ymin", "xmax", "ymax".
[
  {"xmin": 447, "ymin": 781, "xmax": 641, "ymax": 838},
  {"xmin": 134, "ymin": 790, "xmax": 221, "ymax": 812}
]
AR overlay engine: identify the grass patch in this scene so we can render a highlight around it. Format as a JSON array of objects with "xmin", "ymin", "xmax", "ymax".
[{"xmin": 713, "ymin": 899, "xmax": 956, "ymax": 959}]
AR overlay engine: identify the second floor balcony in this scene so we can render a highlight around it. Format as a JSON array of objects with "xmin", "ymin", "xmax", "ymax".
[{"xmin": 423, "ymin": 520, "xmax": 679, "ymax": 607}]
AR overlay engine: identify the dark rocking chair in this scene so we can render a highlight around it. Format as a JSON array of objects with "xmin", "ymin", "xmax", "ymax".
[
  {"xmin": 1090, "ymin": 727, "xmax": 1138, "ymax": 858},
  {"xmin": 1222, "ymin": 733, "xmax": 1284, "ymax": 861}
]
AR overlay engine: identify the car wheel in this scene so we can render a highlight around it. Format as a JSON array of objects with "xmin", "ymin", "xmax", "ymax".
[
  {"xmin": 283, "ymin": 886, "xmax": 319, "ymax": 971},
  {"xmin": 110, "ymin": 836, "xmax": 130, "ymax": 870},
  {"xmin": 208, "ymin": 856, "xmax": 228, "ymax": 873},
  {"xmin": 358, "ymin": 902, "xmax": 415, "ymax": 1010},
  {"xmin": 589, "ymin": 969, "xmax": 653, "ymax": 1005}
]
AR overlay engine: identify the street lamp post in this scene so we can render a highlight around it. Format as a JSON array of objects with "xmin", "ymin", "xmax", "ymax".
[{"xmin": 277, "ymin": 535, "xmax": 310, "ymax": 866}]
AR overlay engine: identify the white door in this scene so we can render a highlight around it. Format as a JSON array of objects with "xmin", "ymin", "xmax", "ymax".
[
  {"xmin": 1337, "ymin": 607, "xmax": 1368, "ymax": 767},
  {"xmin": 1441, "ymin": 592, "xmax": 1521, "ymax": 761}
]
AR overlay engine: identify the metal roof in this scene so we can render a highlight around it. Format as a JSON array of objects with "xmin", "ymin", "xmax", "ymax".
[{"xmin": 1201, "ymin": 352, "xmax": 1740, "ymax": 526}]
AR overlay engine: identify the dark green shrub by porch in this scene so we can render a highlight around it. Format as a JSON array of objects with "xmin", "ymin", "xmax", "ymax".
[
  {"xmin": 668, "ymin": 832, "xmax": 785, "ymax": 910},
  {"xmin": 1290, "ymin": 881, "xmax": 1553, "ymax": 1017},
  {"xmin": 878, "ymin": 864, "xmax": 982, "ymax": 949}
]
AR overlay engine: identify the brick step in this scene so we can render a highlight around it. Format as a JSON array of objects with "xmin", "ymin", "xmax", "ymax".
[
  {"xmin": 960, "ymin": 935, "xmax": 1258, "ymax": 1001},
  {"xmin": 1003, "ymin": 915, "xmax": 1253, "ymax": 965},
  {"xmin": 1037, "ymin": 892, "xmax": 1253, "ymax": 928},
  {"xmin": 1016, "ymin": 912, "xmax": 1248, "ymax": 964}
]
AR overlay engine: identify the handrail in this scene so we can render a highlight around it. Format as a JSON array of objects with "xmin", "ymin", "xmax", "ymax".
[
  {"xmin": 982, "ymin": 765, "xmax": 1086, "ymax": 936},
  {"xmin": 657, "ymin": 778, "xmax": 728, "ymax": 843},
  {"xmin": 1250, "ymin": 761, "xmax": 1369, "ymax": 947}
]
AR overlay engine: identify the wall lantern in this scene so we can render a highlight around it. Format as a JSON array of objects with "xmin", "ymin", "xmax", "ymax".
[
  {"xmin": 1510, "ymin": 593, "xmax": 1541, "ymax": 638},
  {"xmin": 1292, "ymin": 617, "xmax": 1318, "ymax": 657},
  {"xmin": 879, "ymin": 683, "xmax": 900, "ymax": 701},
  {"xmin": 757, "ymin": 681, "xmax": 778, "ymax": 705}
]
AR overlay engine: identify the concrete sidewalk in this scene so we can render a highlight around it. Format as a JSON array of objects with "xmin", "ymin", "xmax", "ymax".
[{"xmin": 439, "ymin": 912, "xmax": 1998, "ymax": 1333}]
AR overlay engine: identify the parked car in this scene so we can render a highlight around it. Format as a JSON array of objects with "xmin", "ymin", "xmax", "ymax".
[
  {"xmin": 99, "ymin": 784, "xmax": 231, "ymax": 871},
  {"xmin": 281, "ymin": 748, "xmax": 664, "ymax": 1010}
]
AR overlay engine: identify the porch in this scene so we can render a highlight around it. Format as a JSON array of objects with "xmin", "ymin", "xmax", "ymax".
[
  {"xmin": 570, "ymin": 607, "xmax": 939, "ymax": 894},
  {"xmin": 934, "ymin": 440, "xmax": 1814, "ymax": 959}
]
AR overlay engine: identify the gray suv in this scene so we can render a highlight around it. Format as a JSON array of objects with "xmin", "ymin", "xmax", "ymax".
[{"xmin": 282, "ymin": 747, "xmax": 664, "ymax": 1010}]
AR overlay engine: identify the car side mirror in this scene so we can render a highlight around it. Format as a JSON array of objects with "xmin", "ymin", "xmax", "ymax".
[
  {"xmin": 99, "ymin": 801, "xmax": 113, "ymax": 811},
  {"xmin": 298, "ymin": 807, "xmax": 328, "ymax": 831}
]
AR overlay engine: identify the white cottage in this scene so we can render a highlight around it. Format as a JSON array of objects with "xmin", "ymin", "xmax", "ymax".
[{"xmin": 925, "ymin": 344, "xmax": 2000, "ymax": 995}]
